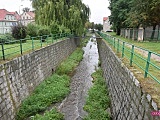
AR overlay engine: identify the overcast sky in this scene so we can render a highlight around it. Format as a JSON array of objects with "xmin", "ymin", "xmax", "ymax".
[{"xmin": 0, "ymin": 0, "xmax": 110, "ymax": 24}]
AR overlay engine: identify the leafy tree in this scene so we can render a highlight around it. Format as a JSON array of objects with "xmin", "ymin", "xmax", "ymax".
[
  {"xmin": 95, "ymin": 24, "xmax": 103, "ymax": 31},
  {"xmin": 11, "ymin": 23, "xmax": 27, "ymax": 39},
  {"xmin": 27, "ymin": 23, "xmax": 39, "ymax": 37},
  {"xmin": 22, "ymin": 7, "xmax": 30, "ymax": 12},
  {"xmin": 108, "ymin": 0, "xmax": 132, "ymax": 35},
  {"xmin": 30, "ymin": 0, "xmax": 90, "ymax": 36}
]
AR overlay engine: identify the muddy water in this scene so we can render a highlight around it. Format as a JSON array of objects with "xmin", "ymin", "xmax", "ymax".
[{"xmin": 58, "ymin": 35, "xmax": 99, "ymax": 120}]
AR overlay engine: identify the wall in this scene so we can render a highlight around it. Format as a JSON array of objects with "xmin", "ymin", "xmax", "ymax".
[
  {"xmin": 97, "ymin": 38, "xmax": 159, "ymax": 120},
  {"xmin": 0, "ymin": 38, "xmax": 78, "ymax": 120}
]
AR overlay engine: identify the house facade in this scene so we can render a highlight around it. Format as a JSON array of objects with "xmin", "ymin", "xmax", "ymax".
[
  {"xmin": 0, "ymin": 9, "xmax": 19, "ymax": 34},
  {"xmin": 20, "ymin": 11, "xmax": 35, "ymax": 26},
  {"xmin": 103, "ymin": 17, "xmax": 112, "ymax": 32}
]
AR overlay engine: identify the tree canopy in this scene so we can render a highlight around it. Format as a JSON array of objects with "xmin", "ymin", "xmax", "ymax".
[
  {"xmin": 109, "ymin": 0, "xmax": 160, "ymax": 35},
  {"xmin": 30, "ymin": 0, "xmax": 90, "ymax": 35}
]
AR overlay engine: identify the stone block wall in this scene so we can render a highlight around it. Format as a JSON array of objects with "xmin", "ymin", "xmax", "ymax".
[
  {"xmin": 97, "ymin": 39, "xmax": 159, "ymax": 120},
  {"xmin": 0, "ymin": 38, "xmax": 78, "ymax": 120}
]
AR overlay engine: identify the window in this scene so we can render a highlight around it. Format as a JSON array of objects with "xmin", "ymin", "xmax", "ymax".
[
  {"xmin": 27, "ymin": 16, "xmax": 28, "ymax": 19},
  {"xmin": 5, "ymin": 22, "xmax": 6, "ymax": 26},
  {"xmin": 23, "ymin": 17, "xmax": 25, "ymax": 20}
]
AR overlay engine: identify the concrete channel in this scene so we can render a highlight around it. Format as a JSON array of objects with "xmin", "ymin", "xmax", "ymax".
[{"xmin": 58, "ymin": 34, "xmax": 99, "ymax": 120}]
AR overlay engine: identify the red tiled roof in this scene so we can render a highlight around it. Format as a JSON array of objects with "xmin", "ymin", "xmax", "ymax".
[
  {"xmin": 0, "ymin": 9, "xmax": 20, "ymax": 21},
  {"xmin": 103, "ymin": 17, "xmax": 108, "ymax": 21},
  {"xmin": 0, "ymin": 9, "xmax": 8, "ymax": 20},
  {"xmin": 27, "ymin": 12, "xmax": 35, "ymax": 18}
]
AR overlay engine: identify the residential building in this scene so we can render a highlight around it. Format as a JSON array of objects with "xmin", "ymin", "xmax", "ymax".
[
  {"xmin": 103, "ymin": 17, "xmax": 112, "ymax": 32},
  {"xmin": 20, "ymin": 11, "xmax": 35, "ymax": 26},
  {"xmin": 0, "ymin": 9, "xmax": 19, "ymax": 34}
]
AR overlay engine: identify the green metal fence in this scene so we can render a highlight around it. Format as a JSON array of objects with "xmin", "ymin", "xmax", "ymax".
[
  {"xmin": 0, "ymin": 33, "xmax": 73, "ymax": 61},
  {"xmin": 98, "ymin": 32, "xmax": 160, "ymax": 84}
]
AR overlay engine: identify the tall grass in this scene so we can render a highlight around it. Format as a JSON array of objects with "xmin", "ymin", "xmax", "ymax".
[
  {"xmin": 83, "ymin": 69, "xmax": 111, "ymax": 120},
  {"xmin": 16, "ymin": 47, "xmax": 84, "ymax": 120}
]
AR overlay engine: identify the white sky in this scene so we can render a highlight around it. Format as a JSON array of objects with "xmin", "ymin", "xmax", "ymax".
[{"xmin": 0, "ymin": 0, "xmax": 111, "ymax": 24}]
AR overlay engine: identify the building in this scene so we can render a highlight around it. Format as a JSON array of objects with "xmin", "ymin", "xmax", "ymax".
[
  {"xmin": 0, "ymin": 9, "xmax": 19, "ymax": 34},
  {"xmin": 20, "ymin": 11, "xmax": 35, "ymax": 26},
  {"xmin": 103, "ymin": 17, "xmax": 112, "ymax": 32}
]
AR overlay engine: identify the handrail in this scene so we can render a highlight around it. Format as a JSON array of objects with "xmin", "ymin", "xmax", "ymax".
[
  {"xmin": 98, "ymin": 32, "xmax": 160, "ymax": 84},
  {"xmin": 0, "ymin": 33, "xmax": 72, "ymax": 61}
]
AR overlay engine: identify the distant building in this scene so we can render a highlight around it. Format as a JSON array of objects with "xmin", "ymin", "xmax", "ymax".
[
  {"xmin": 103, "ymin": 17, "xmax": 112, "ymax": 32},
  {"xmin": 0, "ymin": 9, "xmax": 19, "ymax": 34},
  {"xmin": 20, "ymin": 11, "xmax": 35, "ymax": 26}
]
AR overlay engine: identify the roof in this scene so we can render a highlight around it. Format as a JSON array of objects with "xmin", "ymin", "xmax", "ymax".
[
  {"xmin": 24, "ymin": 11, "xmax": 35, "ymax": 18},
  {"xmin": 103, "ymin": 17, "xmax": 108, "ymax": 21},
  {"xmin": 0, "ymin": 9, "xmax": 8, "ymax": 20},
  {"xmin": 0, "ymin": 9, "xmax": 20, "ymax": 21}
]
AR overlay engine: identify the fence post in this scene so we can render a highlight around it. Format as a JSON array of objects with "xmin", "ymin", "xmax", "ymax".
[
  {"xmin": 122, "ymin": 42, "xmax": 125, "ymax": 58},
  {"xmin": 130, "ymin": 45, "xmax": 134, "ymax": 66},
  {"xmin": 117, "ymin": 39, "xmax": 120, "ymax": 53},
  {"xmin": 20, "ymin": 39, "xmax": 22, "ymax": 55},
  {"xmin": 40, "ymin": 36, "xmax": 42, "ymax": 48},
  {"xmin": 1, "ymin": 44, "xmax": 5, "ymax": 60},
  {"xmin": 32, "ymin": 37, "xmax": 34, "ymax": 50},
  {"xmin": 114, "ymin": 38, "xmax": 116, "ymax": 48},
  {"xmin": 144, "ymin": 51, "xmax": 151, "ymax": 78}
]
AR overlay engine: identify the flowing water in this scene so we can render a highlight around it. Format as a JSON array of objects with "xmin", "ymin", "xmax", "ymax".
[{"xmin": 58, "ymin": 34, "xmax": 99, "ymax": 120}]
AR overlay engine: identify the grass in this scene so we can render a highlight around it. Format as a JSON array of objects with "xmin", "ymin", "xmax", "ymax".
[
  {"xmin": 83, "ymin": 69, "xmax": 111, "ymax": 120},
  {"xmin": 16, "ymin": 47, "xmax": 84, "ymax": 120},
  {"xmin": 0, "ymin": 36, "xmax": 66, "ymax": 61},
  {"xmin": 101, "ymin": 32, "xmax": 160, "ymax": 109},
  {"xmin": 56, "ymin": 48, "xmax": 83, "ymax": 75},
  {"xmin": 31, "ymin": 108, "xmax": 64, "ymax": 120},
  {"xmin": 108, "ymin": 32, "xmax": 160, "ymax": 54},
  {"xmin": 16, "ymin": 74, "xmax": 70, "ymax": 120}
]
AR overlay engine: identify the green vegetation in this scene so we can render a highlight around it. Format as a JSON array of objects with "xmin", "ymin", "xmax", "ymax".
[
  {"xmin": 84, "ymin": 69, "xmax": 111, "ymax": 120},
  {"xmin": 31, "ymin": 108, "xmax": 64, "ymax": 120},
  {"xmin": 16, "ymin": 46, "xmax": 84, "ymax": 120},
  {"xmin": 100, "ymin": 32, "xmax": 160, "ymax": 108},
  {"xmin": 30, "ymin": 0, "xmax": 90, "ymax": 36},
  {"xmin": 12, "ymin": 23, "xmax": 27, "ymax": 39},
  {"xmin": 56, "ymin": 48, "xmax": 83, "ymax": 75},
  {"xmin": 108, "ymin": 32, "xmax": 160, "ymax": 54},
  {"xmin": 109, "ymin": 0, "xmax": 160, "ymax": 35},
  {"xmin": 16, "ymin": 74, "xmax": 70, "ymax": 120}
]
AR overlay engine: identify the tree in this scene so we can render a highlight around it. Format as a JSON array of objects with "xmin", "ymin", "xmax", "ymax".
[
  {"xmin": 30, "ymin": 0, "xmax": 90, "ymax": 36},
  {"xmin": 11, "ymin": 23, "xmax": 27, "ymax": 39},
  {"xmin": 108, "ymin": 0, "xmax": 132, "ymax": 35},
  {"xmin": 94, "ymin": 24, "xmax": 103, "ymax": 31},
  {"xmin": 22, "ymin": 7, "xmax": 30, "ymax": 12}
]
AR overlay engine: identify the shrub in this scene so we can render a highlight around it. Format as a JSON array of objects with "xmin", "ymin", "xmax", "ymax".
[
  {"xmin": 50, "ymin": 21, "xmax": 60, "ymax": 34},
  {"xmin": 59, "ymin": 25, "xmax": 71, "ymax": 34},
  {"xmin": 11, "ymin": 23, "xmax": 27, "ymax": 39},
  {"xmin": 0, "ymin": 33, "xmax": 14, "ymax": 43},
  {"xmin": 38, "ymin": 27, "xmax": 50, "ymax": 41},
  {"xmin": 27, "ymin": 23, "xmax": 39, "ymax": 37}
]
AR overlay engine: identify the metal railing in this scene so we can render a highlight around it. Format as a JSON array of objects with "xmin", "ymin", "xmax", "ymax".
[
  {"xmin": 98, "ymin": 32, "xmax": 160, "ymax": 84},
  {"xmin": 0, "ymin": 33, "xmax": 73, "ymax": 61}
]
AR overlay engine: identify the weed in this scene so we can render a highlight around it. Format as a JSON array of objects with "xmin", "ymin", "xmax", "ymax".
[
  {"xmin": 83, "ymin": 69, "xmax": 111, "ymax": 120},
  {"xmin": 31, "ymin": 108, "xmax": 64, "ymax": 120},
  {"xmin": 16, "ymin": 47, "xmax": 84, "ymax": 120}
]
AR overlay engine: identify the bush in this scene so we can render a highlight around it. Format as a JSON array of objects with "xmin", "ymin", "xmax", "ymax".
[
  {"xmin": 59, "ymin": 25, "xmax": 71, "ymax": 34},
  {"xmin": 50, "ymin": 21, "xmax": 60, "ymax": 34},
  {"xmin": 12, "ymin": 23, "xmax": 27, "ymax": 39},
  {"xmin": 38, "ymin": 27, "xmax": 50, "ymax": 41},
  {"xmin": 27, "ymin": 23, "xmax": 39, "ymax": 37},
  {"xmin": 0, "ymin": 33, "xmax": 14, "ymax": 43}
]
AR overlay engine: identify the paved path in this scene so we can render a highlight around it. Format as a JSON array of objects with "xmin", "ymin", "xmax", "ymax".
[{"xmin": 58, "ymin": 35, "xmax": 99, "ymax": 120}]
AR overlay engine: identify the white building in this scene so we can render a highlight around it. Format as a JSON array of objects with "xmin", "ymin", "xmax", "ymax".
[
  {"xmin": 0, "ymin": 9, "xmax": 20, "ymax": 34},
  {"xmin": 21, "ymin": 11, "xmax": 35, "ymax": 26},
  {"xmin": 103, "ymin": 17, "xmax": 112, "ymax": 32}
]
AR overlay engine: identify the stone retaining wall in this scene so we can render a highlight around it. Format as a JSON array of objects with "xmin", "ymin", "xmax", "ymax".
[
  {"xmin": 0, "ymin": 38, "xmax": 78, "ymax": 120},
  {"xmin": 97, "ymin": 38, "xmax": 159, "ymax": 120}
]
